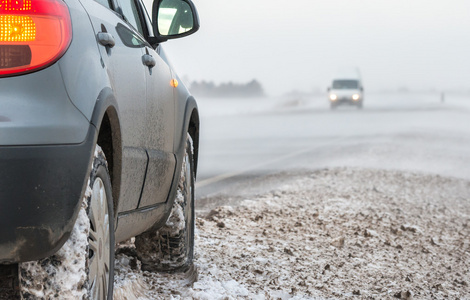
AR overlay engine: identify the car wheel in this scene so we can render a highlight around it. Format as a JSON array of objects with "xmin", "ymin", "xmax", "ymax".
[
  {"xmin": 19, "ymin": 145, "xmax": 115, "ymax": 300},
  {"xmin": 330, "ymin": 103, "xmax": 337, "ymax": 110},
  {"xmin": 135, "ymin": 133, "xmax": 195, "ymax": 272}
]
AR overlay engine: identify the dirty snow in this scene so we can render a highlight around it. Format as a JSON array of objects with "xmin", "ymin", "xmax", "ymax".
[
  {"xmin": 114, "ymin": 167, "xmax": 470, "ymax": 299},
  {"xmin": 19, "ymin": 181, "xmax": 91, "ymax": 299}
]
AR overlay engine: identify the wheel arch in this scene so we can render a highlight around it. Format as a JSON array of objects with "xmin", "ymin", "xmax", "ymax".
[
  {"xmin": 185, "ymin": 96, "xmax": 200, "ymax": 178},
  {"xmin": 90, "ymin": 88, "xmax": 122, "ymax": 218}
]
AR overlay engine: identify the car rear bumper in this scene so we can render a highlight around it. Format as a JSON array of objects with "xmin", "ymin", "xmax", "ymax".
[{"xmin": 0, "ymin": 125, "xmax": 96, "ymax": 263}]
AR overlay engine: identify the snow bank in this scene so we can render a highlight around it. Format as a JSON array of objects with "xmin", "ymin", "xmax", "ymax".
[{"xmin": 114, "ymin": 168, "xmax": 470, "ymax": 299}]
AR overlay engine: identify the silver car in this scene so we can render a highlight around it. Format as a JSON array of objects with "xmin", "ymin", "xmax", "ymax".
[{"xmin": 0, "ymin": 0, "xmax": 200, "ymax": 298}]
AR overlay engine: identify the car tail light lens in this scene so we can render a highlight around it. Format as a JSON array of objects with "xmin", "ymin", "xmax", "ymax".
[{"xmin": 0, "ymin": 0, "xmax": 72, "ymax": 77}]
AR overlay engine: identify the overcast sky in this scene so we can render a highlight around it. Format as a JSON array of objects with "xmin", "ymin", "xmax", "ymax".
[{"xmin": 160, "ymin": 0, "xmax": 470, "ymax": 96}]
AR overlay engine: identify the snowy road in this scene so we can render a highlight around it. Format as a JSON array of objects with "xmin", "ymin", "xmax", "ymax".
[
  {"xmin": 195, "ymin": 92, "xmax": 470, "ymax": 208},
  {"xmin": 112, "ymin": 92, "xmax": 470, "ymax": 299}
]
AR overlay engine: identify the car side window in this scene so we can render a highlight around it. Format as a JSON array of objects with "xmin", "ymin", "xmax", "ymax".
[
  {"xmin": 119, "ymin": 0, "xmax": 145, "ymax": 36},
  {"xmin": 115, "ymin": 23, "xmax": 147, "ymax": 48}
]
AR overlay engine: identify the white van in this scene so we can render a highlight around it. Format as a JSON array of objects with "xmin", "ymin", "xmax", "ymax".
[{"xmin": 327, "ymin": 69, "xmax": 364, "ymax": 109}]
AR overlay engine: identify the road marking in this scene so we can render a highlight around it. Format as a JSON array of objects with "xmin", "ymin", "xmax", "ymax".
[{"xmin": 196, "ymin": 137, "xmax": 346, "ymax": 188}]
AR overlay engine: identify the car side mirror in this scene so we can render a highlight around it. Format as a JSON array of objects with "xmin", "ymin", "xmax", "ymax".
[
  {"xmin": 360, "ymin": 87, "xmax": 364, "ymax": 92},
  {"xmin": 327, "ymin": 87, "xmax": 331, "ymax": 92},
  {"xmin": 151, "ymin": 0, "xmax": 200, "ymax": 43}
]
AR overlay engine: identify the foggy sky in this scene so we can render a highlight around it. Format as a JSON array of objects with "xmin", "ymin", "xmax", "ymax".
[{"xmin": 160, "ymin": 0, "xmax": 470, "ymax": 95}]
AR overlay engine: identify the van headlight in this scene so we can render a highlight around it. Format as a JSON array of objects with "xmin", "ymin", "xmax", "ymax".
[
  {"xmin": 329, "ymin": 94, "xmax": 338, "ymax": 101},
  {"xmin": 352, "ymin": 94, "xmax": 360, "ymax": 101}
]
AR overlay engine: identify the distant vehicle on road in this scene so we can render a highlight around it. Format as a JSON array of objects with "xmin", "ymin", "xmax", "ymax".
[
  {"xmin": 328, "ymin": 68, "xmax": 364, "ymax": 109},
  {"xmin": 0, "ymin": 0, "xmax": 200, "ymax": 298}
]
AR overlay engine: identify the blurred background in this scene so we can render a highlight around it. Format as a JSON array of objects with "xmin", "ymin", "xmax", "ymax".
[
  {"xmin": 157, "ymin": 0, "xmax": 470, "ymax": 204},
  {"xmin": 165, "ymin": 0, "xmax": 470, "ymax": 95}
]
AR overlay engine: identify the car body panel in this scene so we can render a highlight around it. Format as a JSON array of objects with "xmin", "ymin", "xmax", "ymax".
[
  {"xmin": 79, "ymin": 0, "xmax": 151, "ymax": 212},
  {"xmin": 58, "ymin": 0, "xmax": 112, "ymax": 122},
  {"xmin": 0, "ymin": 64, "xmax": 90, "ymax": 146},
  {"xmin": 0, "ymin": 0, "xmax": 199, "ymax": 263},
  {"xmin": 138, "ymin": 45, "xmax": 177, "ymax": 207},
  {"xmin": 114, "ymin": 90, "xmax": 199, "ymax": 242}
]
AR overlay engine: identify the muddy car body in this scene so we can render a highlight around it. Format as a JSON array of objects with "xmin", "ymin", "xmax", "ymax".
[{"xmin": 0, "ymin": 0, "xmax": 199, "ymax": 297}]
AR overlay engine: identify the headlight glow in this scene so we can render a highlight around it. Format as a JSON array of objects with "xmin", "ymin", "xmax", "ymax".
[
  {"xmin": 352, "ymin": 94, "xmax": 360, "ymax": 101},
  {"xmin": 329, "ymin": 94, "xmax": 337, "ymax": 101}
]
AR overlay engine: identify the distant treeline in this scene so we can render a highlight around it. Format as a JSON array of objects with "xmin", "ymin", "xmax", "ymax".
[{"xmin": 190, "ymin": 79, "xmax": 265, "ymax": 98}]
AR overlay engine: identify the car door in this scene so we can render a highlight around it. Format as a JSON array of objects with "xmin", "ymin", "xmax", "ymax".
[
  {"xmin": 134, "ymin": 0, "xmax": 177, "ymax": 207},
  {"xmin": 79, "ymin": 0, "xmax": 149, "ymax": 212}
]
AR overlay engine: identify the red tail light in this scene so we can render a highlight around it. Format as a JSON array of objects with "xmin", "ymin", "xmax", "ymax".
[{"xmin": 0, "ymin": 0, "xmax": 72, "ymax": 77}]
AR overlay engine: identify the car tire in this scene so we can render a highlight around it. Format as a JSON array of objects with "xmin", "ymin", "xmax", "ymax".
[
  {"xmin": 135, "ymin": 133, "xmax": 195, "ymax": 273},
  {"xmin": 330, "ymin": 103, "xmax": 337, "ymax": 110},
  {"xmin": 19, "ymin": 145, "xmax": 115, "ymax": 300}
]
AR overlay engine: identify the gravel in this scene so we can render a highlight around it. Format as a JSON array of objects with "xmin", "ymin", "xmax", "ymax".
[{"xmin": 114, "ymin": 167, "xmax": 470, "ymax": 299}]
